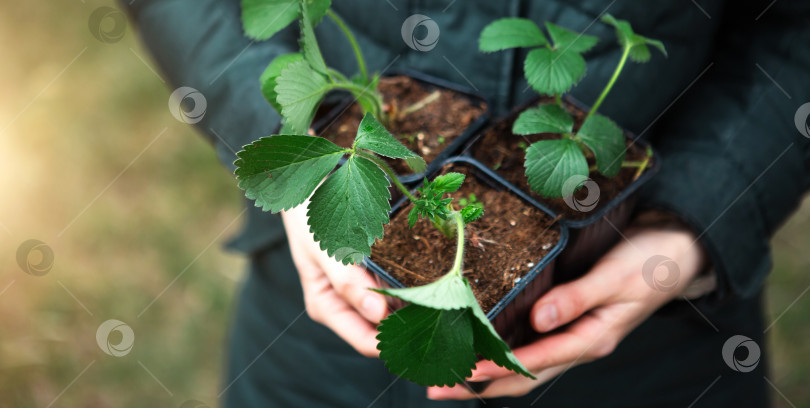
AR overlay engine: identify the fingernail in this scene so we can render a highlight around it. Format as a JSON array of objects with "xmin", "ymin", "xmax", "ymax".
[
  {"xmin": 427, "ymin": 386, "xmax": 466, "ymax": 400},
  {"xmin": 534, "ymin": 303, "xmax": 558, "ymax": 332},
  {"xmin": 362, "ymin": 295, "xmax": 384, "ymax": 317},
  {"xmin": 468, "ymin": 374, "xmax": 490, "ymax": 382}
]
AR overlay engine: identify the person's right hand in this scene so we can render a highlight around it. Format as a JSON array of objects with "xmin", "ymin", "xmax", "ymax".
[{"xmin": 281, "ymin": 203, "xmax": 388, "ymax": 357}]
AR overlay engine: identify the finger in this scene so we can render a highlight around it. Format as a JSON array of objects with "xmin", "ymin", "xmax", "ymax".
[
  {"xmin": 530, "ymin": 258, "xmax": 621, "ymax": 333},
  {"xmin": 428, "ymin": 365, "xmax": 567, "ymax": 400},
  {"xmin": 470, "ymin": 313, "xmax": 619, "ymax": 381},
  {"xmin": 318, "ymin": 302, "xmax": 381, "ymax": 357},
  {"xmin": 317, "ymin": 251, "xmax": 388, "ymax": 324},
  {"xmin": 298, "ymin": 266, "xmax": 381, "ymax": 357}
]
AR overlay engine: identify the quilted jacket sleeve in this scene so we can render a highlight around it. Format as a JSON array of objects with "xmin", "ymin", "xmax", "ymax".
[
  {"xmin": 639, "ymin": 0, "xmax": 810, "ymax": 302},
  {"xmin": 121, "ymin": 0, "xmax": 296, "ymax": 171},
  {"xmin": 121, "ymin": 0, "xmax": 299, "ymax": 252}
]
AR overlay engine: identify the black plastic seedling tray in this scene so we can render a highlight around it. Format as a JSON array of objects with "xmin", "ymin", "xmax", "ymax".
[
  {"xmin": 314, "ymin": 69, "xmax": 491, "ymax": 185},
  {"xmin": 463, "ymin": 96, "xmax": 660, "ymax": 281},
  {"xmin": 364, "ymin": 156, "xmax": 568, "ymax": 347}
]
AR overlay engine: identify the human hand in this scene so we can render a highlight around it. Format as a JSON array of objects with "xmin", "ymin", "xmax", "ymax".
[
  {"xmin": 428, "ymin": 220, "xmax": 707, "ymax": 399},
  {"xmin": 281, "ymin": 203, "xmax": 387, "ymax": 357}
]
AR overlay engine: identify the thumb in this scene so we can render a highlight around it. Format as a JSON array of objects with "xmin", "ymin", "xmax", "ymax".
[
  {"xmin": 317, "ymin": 251, "xmax": 388, "ymax": 324},
  {"xmin": 531, "ymin": 262, "xmax": 617, "ymax": 332}
]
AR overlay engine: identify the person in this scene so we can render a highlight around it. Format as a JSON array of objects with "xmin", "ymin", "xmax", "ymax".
[{"xmin": 122, "ymin": 0, "xmax": 810, "ymax": 406}]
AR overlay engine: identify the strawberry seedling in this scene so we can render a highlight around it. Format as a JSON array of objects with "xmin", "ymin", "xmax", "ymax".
[
  {"xmin": 479, "ymin": 14, "xmax": 666, "ymax": 198},
  {"xmin": 243, "ymin": 0, "xmax": 384, "ymax": 133},
  {"xmin": 234, "ymin": 113, "xmax": 533, "ymax": 386}
]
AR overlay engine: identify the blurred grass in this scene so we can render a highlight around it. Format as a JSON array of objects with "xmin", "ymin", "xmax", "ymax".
[
  {"xmin": 0, "ymin": 1, "xmax": 244, "ymax": 407},
  {"xmin": 767, "ymin": 198, "xmax": 810, "ymax": 408},
  {"xmin": 0, "ymin": 1, "xmax": 808, "ymax": 407}
]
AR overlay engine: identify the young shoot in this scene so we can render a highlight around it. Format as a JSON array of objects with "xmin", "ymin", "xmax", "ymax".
[
  {"xmin": 407, "ymin": 173, "xmax": 483, "ymax": 239},
  {"xmin": 479, "ymin": 14, "xmax": 666, "ymax": 198},
  {"xmin": 235, "ymin": 112, "xmax": 532, "ymax": 386}
]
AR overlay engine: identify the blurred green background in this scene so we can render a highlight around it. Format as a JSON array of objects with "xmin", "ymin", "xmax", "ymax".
[{"xmin": 0, "ymin": 1, "xmax": 807, "ymax": 407}]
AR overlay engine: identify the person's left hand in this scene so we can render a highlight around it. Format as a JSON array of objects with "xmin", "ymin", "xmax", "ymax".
[{"xmin": 427, "ymin": 223, "xmax": 707, "ymax": 400}]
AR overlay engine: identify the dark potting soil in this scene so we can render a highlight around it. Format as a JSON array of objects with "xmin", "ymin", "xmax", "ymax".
[
  {"xmin": 469, "ymin": 99, "xmax": 651, "ymax": 220},
  {"xmin": 320, "ymin": 76, "xmax": 485, "ymax": 174},
  {"xmin": 370, "ymin": 165, "xmax": 561, "ymax": 313}
]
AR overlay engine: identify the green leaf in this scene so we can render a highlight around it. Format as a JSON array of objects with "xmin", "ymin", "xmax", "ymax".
[
  {"xmin": 576, "ymin": 114, "xmax": 625, "ymax": 178},
  {"xmin": 375, "ymin": 273, "xmax": 477, "ymax": 310},
  {"xmin": 643, "ymin": 38, "xmax": 667, "ymax": 58},
  {"xmin": 275, "ymin": 59, "xmax": 331, "ymax": 134},
  {"xmin": 430, "ymin": 173, "xmax": 465, "ymax": 194},
  {"xmin": 600, "ymin": 14, "xmax": 634, "ymax": 47},
  {"xmin": 241, "ymin": 0, "xmax": 300, "ymax": 40},
  {"xmin": 234, "ymin": 135, "xmax": 345, "ymax": 212},
  {"xmin": 524, "ymin": 138, "xmax": 588, "ymax": 198},
  {"xmin": 544, "ymin": 22, "xmax": 599, "ymax": 53},
  {"xmin": 627, "ymin": 36, "xmax": 667, "ymax": 63},
  {"xmin": 407, "ymin": 207, "xmax": 419, "ymax": 229},
  {"xmin": 377, "ymin": 273, "xmax": 534, "ymax": 383},
  {"xmin": 350, "ymin": 71, "xmax": 379, "ymax": 89},
  {"xmin": 513, "ymin": 104, "xmax": 574, "ymax": 135},
  {"xmin": 299, "ymin": 1, "xmax": 328, "ymax": 75},
  {"xmin": 628, "ymin": 39, "xmax": 651, "ymax": 63},
  {"xmin": 601, "ymin": 14, "xmax": 667, "ymax": 63},
  {"xmin": 460, "ymin": 206, "xmax": 484, "ymax": 224},
  {"xmin": 307, "ymin": 155, "xmax": 390, "ymax": 264},
  {"xmin": 479, "ymin": 18, "xmax": 547, "ymax": 52},
  {"xmin": 469, "ymin": 306, "xmax": 534, "ymax": 379},
  {"xmin": 278, "ymin": 121, "xmax": 297, "ymax": 134},
  {"xmin": 260, "ymin": 53, "xmax": 304, "ymax": 112},
  {"xmin": 524, "ymin": 48, "xmax": 586, "ymax": 95},
  {"xmin": 377, "ymin": 305, "xmax": 477, "ymax": 386},
  {"xmin": 352, "ymin": 90, "xmax": 379, "ymax": 117},
  {"xmin": 241, "ymin": 0, "xmax": 330, "ymax": 40},
  {"xmin": 354, "ymin": 113, "xmax": 426, "ymax": 173},
  {"xmin": 304, "ymin": 0, "xmax": 331, "ymax": 25}
]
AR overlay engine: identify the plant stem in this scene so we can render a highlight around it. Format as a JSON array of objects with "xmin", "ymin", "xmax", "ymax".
[
  {"xmin": 620, "ymin": 160, "xmax": 648, "ymax": 167},
  {"xmin": 356, "ymin": 150, "xmax": 417, "ymax": 202},
  {"xmin": 326, "ymin": 10, "xmax": 369, "ymax": 83},
  {"xmin": 327, "ymin": 68, "xmax": 349, "ymax": 83},
  {"xmin": 399, "ymin": 90, "xmax": 440, "ymax": 120},
  {"xmin": 430, "ymin": 218, "xmax": 456, "ymax": 240},
  {"xmin": 586, "ymin": 44, "xmax": 631, "ymax": 120},
  {"xmin": 588, "ymin": 159, "xmax": 649, "ymax": 172},
  {"xmin": 632, "ymin": 147, "xmax": 654, "ymax": 181},
  {"xmin": 555, "ymin": 94, "xmax": 563, "ymax": 106},
  {"xmin": 332, "ymin": 82, "xmax": 385, "ymax": 118},
  {"xmin": 449, "ymin": 211, "xmax": 465, "ymax": 277}
]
